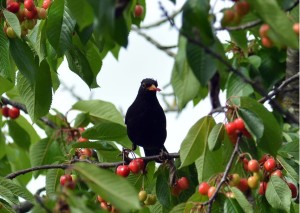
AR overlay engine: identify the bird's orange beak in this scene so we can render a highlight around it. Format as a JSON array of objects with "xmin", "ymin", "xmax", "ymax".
[{"xmin": 147, "ymin": 84, "xmax": 161, "ymax": 91}]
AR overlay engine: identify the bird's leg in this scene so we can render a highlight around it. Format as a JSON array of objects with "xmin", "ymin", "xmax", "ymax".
[{"xmin": 122, "ymin": 144, "xmax": 137, "ymax": 162}]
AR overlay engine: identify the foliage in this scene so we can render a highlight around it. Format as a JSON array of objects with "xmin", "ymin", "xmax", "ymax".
[{"xmin": 0, "ymin": 0, "xmax": 299, "ymax": 212}]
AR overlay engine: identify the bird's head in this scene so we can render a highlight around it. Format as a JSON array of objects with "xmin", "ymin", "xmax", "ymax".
[{"xmin": 140, "ymin": 78, "xmax": 161, "ymax": 92}]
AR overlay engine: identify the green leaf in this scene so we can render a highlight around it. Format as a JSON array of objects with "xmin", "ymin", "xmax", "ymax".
[
  {"xmin": 0, "ymin": 132, "xmax": 6, "ymax": 160},
  {"xmin": 0, "ymin": 198, "xmax": 15, "ymax": 213},
  {"xmin": 240, "ymin": 97, "xmax": 282, "ymax": 156},
  {"xmin": 230, "ymin": 187, "xmax": 253, "ymax": 213},
  {"xmin": 248, "ymin": 55, "xmax": 261, "ymax": 69},
  {"xmin": 74, "ymin": 163, "xmax": 141, "ymax": 212},
  {"xmin": 67, "ymin": 0, "xmax": 94, "ymax": 30},
  {"xmin": 9, "ymin": 38, "xmax": 39, "ymax": 83},
  {"xmin": 276, "ymin": 156, "xmax": 299, "ymax": 183},
  {"xmin": 45, "ymin": 0, "xmax": 76, "ymax": 55},
  {"xmin": 265, "ymin": 176, "xmax": 291, "ymax": 212},
  {"xmin": 180, "ymin": 116, "xmax": 215, "ymax": 168},
  {"xmin": 229, "ymin": 30, "xmax": 248, "ymax": 53},
  {"xmin": 0, "ymin": 185, "xmax": 19, "ymax": 204},
  {"xmin": 223, "ymin": 198, "xmax": 244, "ymax": 212},
  {"xmin": 238, "ymin": 108, "xmax": 264, "ymax": 140},
  {"xmin": 170, "ymin": 203, "xmax": 186, "ymax": 213},
  {"xmin": 7, "ymin": 120, "xmax": 31, "ymax": 150},
  {"xmin": 17, "ymin": 60, "xmax": 52, "ymax": 121},
  {"xmin": 3, "ymin": 10, "xmax": 21, "ymax": 37},
  {"xmin": 0, "ymin": 177, "xmax": 34, "ymax": 203},
  {"xmin": 72, "ymin": 100, "xmax": 124, "ymax": 125},
  {"xmin": 249, "ymin": 0, "xmax": 298, "ymax": 48},
  {"xmin": 171, "ymin": 36, "xmax": 201, "ymax": 109},
  {"xmin": 74, "ymin": 112, "xmax": 90, "ymax": 128},
  {"xmin": 278, "ymin": 142, "xmax": 299, "ymax": 161},
  {"xmin": 0, "ymin": 76, "xmax": 14, "ymax": 96},
  {"xmin": 46, "ymin": 168, "xmax": 64, "ymax": 197},
  {"xmin": 155, "ymin": 165, "xmax": 173, "ymax": 210},
  {"xmin": 186, "ymin": 42, "xmax": 217, "ymax": 86},
  {"xmin": 82, "ymin": 120, "xmax": 131, "ymax": 148},
  {"xmin": 226, "ymin": 73, "xmax": 254, "ymax": 99},
  {"xmin": 208, "ymin": 123, "xmax": 224, "ymax": 151},
  {"xmin": 0, "ymin": 24, "xmax": 13, "ymax": 81},
  {"xmin": 14, "ymin": 116, "xmax": 40, "ymax": 144}
]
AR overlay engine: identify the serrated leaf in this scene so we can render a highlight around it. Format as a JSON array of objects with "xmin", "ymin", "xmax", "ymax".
[
  {"xmin": 46, "ymin": 0, "xmax": 76, "ymax": 55},
  {"xmin": 0, "ymin": 198, "xmax": 15, "ymax": 213},
  {"xmin": 226, "ymin": 73, "xmax": 254, "ymax": 99},
  {"xmin": 278, "ymin": 142, "xmax": 299, "ymax": 161},
  {"xmin": 15, "ymin": 116, "xmax": 40, "ymax": 144},
  {"xmin": 72, "ymin": 100, "xmax": 124, "ymax": 125},
  {"xmin": 180, "ymin": 116, "xmax": 215, "ymax": 168},
  {"xmin": 240, "ymin": 97, "xmax": 281, "ymax": 156},
  {"xmin": 17, "ymin": 60, "xmax": 52, "ymax": 121},
  {"xmin": 266, "ymin": 176, "xmax": 291, "ymax": 212},
  {"xmin": 0, "ymin": 185, "xmax": 19, "ymax": 205},
  {"xmin": 67, "ymin": 0, "xmax": 94, "ymax": 30},
  {"xmin": 229, "ymin": 30, "xmax": 248, "ymax": 53},
  {"xmin": 0, "ymin": 177, "xmax": 34, "ymax": 203},
  {"xmin": 170, "ymin": 203, "xmax": 186, "ymax": 213},
  {"xmin": 74, "ymin": 112, "xmax": 90, "ymax": 128},
  {"xmin": 3, "ymin": 10, "xmax": 21, "ymax": 37},
  {"xmin": 74, "ymin": 163, "xmax": 141, "ymax": 212},
  {"xmin": 46, "ymin": 168, "xmax": 64, "ymax": 197},
  {"xmin": 238, "ymin": 108, "xmax": 264, "ymax": 140},
  {"xmin": 0, "ymin": 25, "xmax": 13, "ymax": 81},
  {"xmin": 82, "ymin": 120, "xmax": 131, "ymax": 148},
  {"xmin": 276, "ymin": 156, "xmax": 299, "ymax": 183},
  {"xmin": 250, "ymin": 0, "xmax": 298, "ymax": 48},
  {"xmin": 230, "ymin": 187, "xmax": 253, "ymax": 213},
  {"xmin": 0, "ymin": 76, "xmax": 14, "ymax": 96},
  {"xmin": 223, "ymin": 198, "xmax": 244, "ymax": 213},
  {"xmin": 156, "ymin": 165, "xmax": 173, "ymax": 210},
  {"xmin": 7, "ymin": 120, "xmax": 31, "ymax": 150},
  {"xmin": 208, "ymin": 123, "xmax": 224, "ymax": 151},
  {"xmin": 9, "ymin": 38, "xmax": 39, "ymax": 83}
]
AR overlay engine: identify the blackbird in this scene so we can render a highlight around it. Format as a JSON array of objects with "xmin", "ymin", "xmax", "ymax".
[{"xmin": 125, "ymin": 78, "xmax": 167, "ymax": 157}]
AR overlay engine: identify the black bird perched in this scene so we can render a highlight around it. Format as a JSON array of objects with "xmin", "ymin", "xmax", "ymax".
[{"xmin": 125, "ymin": 78, "xmax": 167, "ymax": 158}]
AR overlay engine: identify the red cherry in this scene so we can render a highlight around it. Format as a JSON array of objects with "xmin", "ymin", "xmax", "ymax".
[
  {"xmin": 171, "ymin": 184, "xmax": 182, "ymax": 196},
  {"xmin": 237, "ymin": 178, "xmax": 249, "ymax": 192},
  {"xmin": 264, "ymin": 158, "xmax": 276, "ymax": 172},
  {"xmin": 288, "ymin": 183, "xmax": 298, "ymax": 198},
  {"xmin": 7, "ymin": 2, "xmax": 20, "ymax": 13},
  {"xmin": 225, "ymin": 122, "xmax": 236, "ymax": 135},
  {"xmin": 1, "ymin": 106, "xmax": 10, "ymax": 117},
  {"xmin": 8, "ymin": 107, "xmax": 20, "ymax": 119},
  {"xmin": 234, "ymin": 118, "xmax": 245, "ymax": 131},
  {"xmin": 243, "ymin": 158, "xmax": 249, "ymax": 172},
  {"xmin": 271, "ymin": 169, "xmax": 283, "ymax": 178},
  {"xmin": 79, "ymin": 148, "xmax": 93, "ymax": 157},
  {"xmin": 221, "ymin": 10, "xmax": 235, "ymax": 26},
  {"xmin": 78, "ymin": 137, "xmax": 88, "ymax": 142},
  {"xmin": 234, "ymin": 1, "xmax": 250, "ymax": 17},
  {"xmin": 293, "ymin": 23, "xmax": 299, "ymax": 35},
  {"xmin": 198, "ymin": 182, "xmax": 210, "ymax": 195},
  {"xmin": 258, "ymin": 182, "xmax": 267, "ymax": 195},
  {"xmin": 60, "ymin": 174, "xmax": 72, "ymax": 186},
  {"xmin": 259, "ymin": 154, "xmax": 269, "ymax": 164},
  {"xmin": 128, "ymin": 159, "xmax": 143, "ymax": 174},
  {"xmin": 207, "ymin": 186, "xmax": 216, "ymax": 198},
  {"xmin": 134, "ymin": 5, "xmax": 144, "ymax": 18},
  {"xmin": 134, "ymin": 158, "xmax": 144, "ymax": 170},
  {"xmin": 97, "ymin": 195, "xmax": 105, "ymax": 203},
  {"xmin": 100, "ymin": 201, "xmax": 110, "ymax": 211},
  {"xmin": 42, "ymin": 0, "xmax": 52, "ymax": 10},
  {"xmin": 37, "ymin": 7, "xmax": 47, "ymax": 19},
  {"xmin": 78, "ymin": 127, "xmax": 85, "ymax": 133},
  {"xmin": 65, "ymin": 180, "xmax": 76, "ymax": 189},
  {"xmin": 248, "ymin": 159, "xmax": 260, "ymax": 173},
  {"xmin": 24, "ymin": 0, "xmax": 35, "ymax": 11},
  {"xmin": 116, "ymin": 165, "xmax": 130, "ymax": 177},
  {"xmin": 261, "ymin": 37, "xmax": 273, "ymax": 48},
  {"xmin": 177, "ymin": 177, "xmax": 189, "ymax": 190},
  {"xmin": 24, "ymin": 7, "xmax": 37, "ymax": 19},
  {"xmin": 259, "ymin": 24, "xmax": 270, "ymax": 38}
]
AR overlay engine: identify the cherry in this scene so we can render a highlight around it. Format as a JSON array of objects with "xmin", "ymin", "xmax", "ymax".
[
  {"xmin": 229, "ymin": 173, "xmax": 240, "ymax": 186},
  {"xmin": 7, "ymin": 2, "xmax": 20, "ymax": 13},
  {"xmin": 134, "ymin": 5, "xmax": 144, "ymax": 18},
  {"xmin": 264, "ymin": 158, "xmax": 276, "ymax": 172},
  {"xmin": 237, "ymin": 178, "xmax": 249, "ymax": 192},
  {"xmin": 145, "ymin": 194, "xmax": 156, "ymax": 205},
  {"xmin": 198, "ymin": 182, "xmax": 210, "ymax": 195},
  {"xmin": 221, "ymin": 10, "xmax": 235, "ymax": 26},
  {"xmin": 259, "ymin": 154, "xmax": 269, "ymax": 164},
  {"xmin": 65, "ymin": 180, "xmax": 76, "ymax": 189},
  {"xmin": 134, "ymin": 158, "xmax": 144, "ymax": 170},
  {"xmin": 97, "ymin": 195, "xmax": 105, "ymax": 203},
  {"xmin": 78, "ymin": 127, "xmax": 85, "ymax": 133},
  {"xmin": 129, "ymin": 159, "xmax": 143, "ymax": 174},
  {"xmin": 271, "ymin": 169, "xmax": 283, "ymax": 178},
  {"xmin": 1, "ymin": 106, "xmax": 10, "ymax": 117},
  {"xmin": 60, "ymin": 174, "xmax": 72, "ymax": 186},
  {"xmin": 258, "ymin": 182, "xmax": 267, "ymax": 195},
  {"xmin": 78, "ymin": 136, "xmax": 88, "ymax": 142},
  {"xmin": 116, "ymin": 165, "xmax": 130, "ymax": 177},
  {"xmin": 293, "ymin": 23, "xmax": 299, "ymax": 35},
  {"xmin": 248, "ymin": 159, "xmax": 260, "ymax": 173},
  {"xmin": 138, "ymin": 190, "xmax": 147, "ymax": 202},
  {"xmin": 24, "ymin": 0, "xmax": 35, "ymax": 11},
  {"xmin": 288, "ymin": 183, "xmax": 298, "ymax": 198},
  {"xmin": 6, "ymin": 27, "xmax": 16, "ymax": 38},
  {"xmin": 100, "ymin": 201, "xmax": 110, "ymax": 211},
  {"xmin": 259, "ymin": 24, "xmax": 270, "ymax": 38},
  {"xmin": 177, "ymin": 177, "xmax": 189, "ymax": 190},
  {"xmin": 234, "ymin": 1, "xmax": 250, "ymax": 17},
  {"xmin": 9, "ymin": 107, "xmax": 20, "ymax": 119},
  {"xmin": 17, "ymin": 8, "xmax": 25, "ymax": 21},
  {"xmin": 225, "ymin": 122, "xmax": 236, "ymax": 135},
  {"xmin": 207, "ymin": 186, "xmax": 216, "ymax": 198},
  {"xmin": 243, "ymin": 158, "xmax": 249, "ymax": 172},
  {"xmin": 42, "ymin": 0, "xmax": 52, "ymax": 10},
  {"xmin": 171, "ymin": 184, "xmax": 182, "ymax": 196},
  {"xmin": 234, "ymin": 118, "xmax": 245, "ymax": 131},
  {"xmin": 24, "ymin": 7, "xmax": 37, "ymax": 19},
  {"xmin": 37, "ymin": 7, "xmax": 47, "ymax": 19},
  {"xmin": 79, "ymin": 148, "xmax": 92, "ymax": 157},
  {"xmin": 261, "ymin": 37, "xmax": 273, "ymax": 48},
  {"xmin": 247, "ymin": 175, "xmax": 259, "ymax": 189}
]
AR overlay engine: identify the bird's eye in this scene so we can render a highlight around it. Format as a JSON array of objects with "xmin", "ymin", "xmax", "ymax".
[{"xmin": 142, "ymin": 83, "xmax": 146, "ymax": 88}]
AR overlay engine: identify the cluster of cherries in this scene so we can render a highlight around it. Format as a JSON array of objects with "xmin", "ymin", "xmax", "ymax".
[
  {"xmin": 59, "ymin": 174, "xmax": 76, "ymax": 190},
  {"xmin": 4, "ymin": 0, "xmax": 51, "ymax": 38},
  {"xmin": 97, "ymin": 195, "xmax": 119, "ymax": 213},
  {"xmin": 259, "ymin": 23, "xmax": 299, "ymax": 48},
  {"xmin": 221, "ymin": 0, "xmax": 250, "ymax": 27},
  {"xmin": 74, "ymin": 127, "xmax": 94, "ymax": 159},
  {"xmin": 225, "ymin": 118, "xmax": 251, "ymax": 144},
  {"xmin": 138, "ymin": 190, "xmax": 157, "ymax": 206},
  {"xmin": 1, "ymin": 105, "xmax": 20, "ymax": 119},
  {"xmin": 116, "ymin": 158, "xmax": 145, "ymax": 177},
  {"xmin": 198, "ymin": 154, "xmax": 298, "ymax": 199}
]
